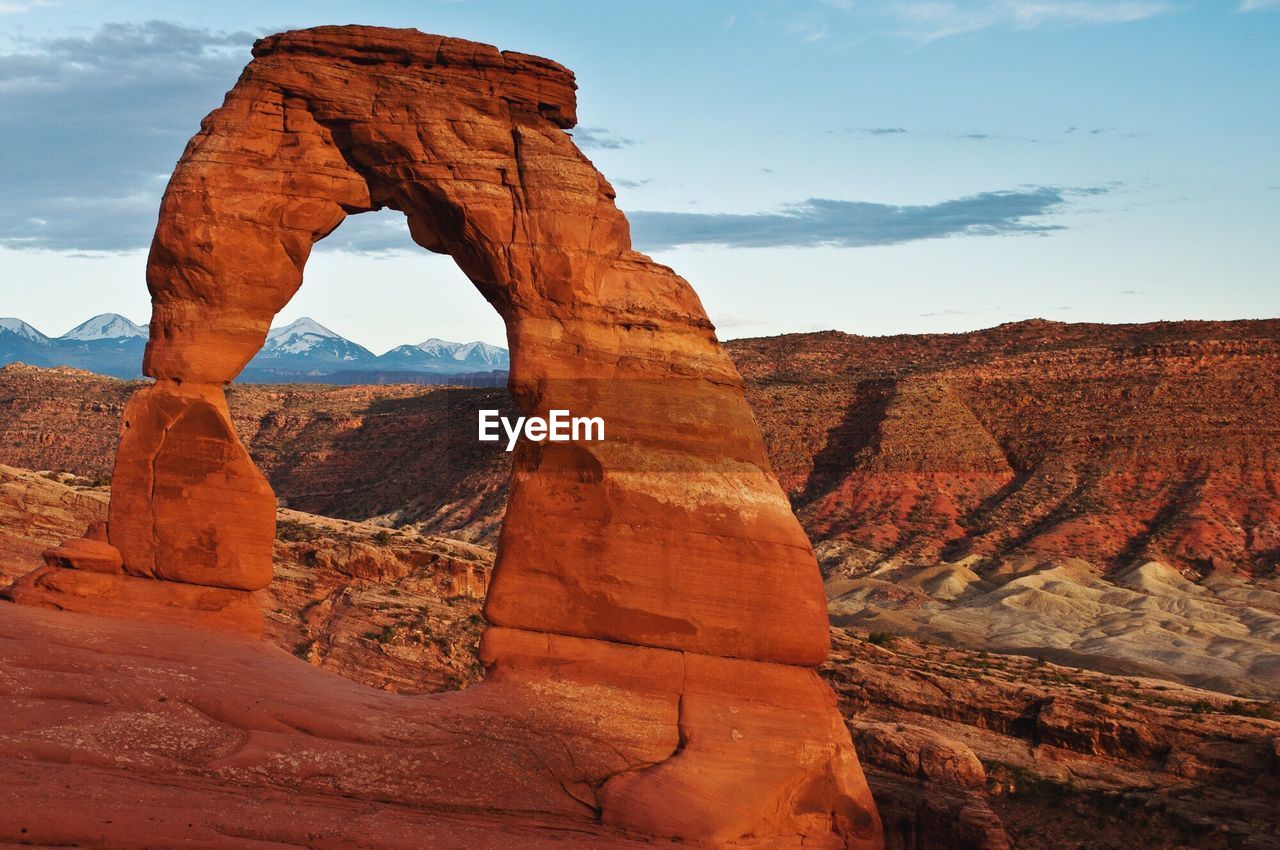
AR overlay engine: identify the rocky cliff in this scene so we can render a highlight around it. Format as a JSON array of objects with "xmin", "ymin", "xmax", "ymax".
[{"xmin": 735, "ymin": 319, "xmax": 1280, "ymax": 578}]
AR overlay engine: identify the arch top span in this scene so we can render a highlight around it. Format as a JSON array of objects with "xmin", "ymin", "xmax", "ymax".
[
  {"xmin": 145, "ymin": 24, "xmax": 657, "ymax": 387},
  {"xmin": 251, "ymin": 26, "xmax": 580, "ymax": 128}
]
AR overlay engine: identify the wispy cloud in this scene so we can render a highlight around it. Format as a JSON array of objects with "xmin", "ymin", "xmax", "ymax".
[
  {"xmin": 845, "ymin": 124, "xmax": 1131, "ymax": 143},
  {"xmin": 1239, "ymin": 0, "xmax": 1280, "ymax": 9},
  {"xmin": 0, "ymin": 21, "xmax": 258, "ymax": 251},
  {"xmin": 570, "ymin": 126, "xmax": 636, "ymax": 150},
  {"xmin": 627, "ymin": 186, "xmax": 1106, "ymax": 251},
  {"xmin": 1005, "ymin": 1, "xmax": 1174, "ymax": 26},
  {"xmin": 919, "ymin": 307, "xmax": 989, "ymax": 317},
  {"xmin": 0, "ymin": 0, "xmax": 52, "ymax": 12},
  {"xmin": 888, "ymin": 0, "xmax": 1173, "ymax": 41},
  {"xmin": 787, "ymin": 15, "xmax": 833, "ymax": 42}
]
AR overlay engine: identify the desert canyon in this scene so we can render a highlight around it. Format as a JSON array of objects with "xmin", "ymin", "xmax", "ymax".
[{"xmin": 1, "ymin": 22, "xmax": 1278, "ymax": 850}]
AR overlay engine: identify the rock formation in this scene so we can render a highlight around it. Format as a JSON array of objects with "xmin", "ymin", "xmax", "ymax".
[
  {"xmin": 6, "ymin": 26, "xmax": 881, "ymax": 848},
  {"xmin": 5, "ymin": 465, "xmax": 1278, "ymax": 848},
  {"xmin": 826, "ymin": 631, "xmax": 1280, "ymax": 850},
  {"xmin": 8, "ymin": 317, "xmax": 1279, "ymax": 574},
  {"xmin": 732, "ymin": 320, "xmax": 1280, "ymax": 579}
]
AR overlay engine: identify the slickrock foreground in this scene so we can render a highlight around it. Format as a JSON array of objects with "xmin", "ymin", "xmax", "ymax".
[
  {"xmin": 3, "ymin": 25, "xmax": 881, "ymax": 848},
  {"xmin": 0, "ymin": 602, "xmax": 678, "ymax": 849}
]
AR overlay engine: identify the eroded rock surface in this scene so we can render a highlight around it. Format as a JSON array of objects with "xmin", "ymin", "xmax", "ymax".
[
  {"xmin": 110, "ymin": 381, "xmax": 275, "ymax": 590},
  {"xmin": 4, "ymin": 25, "xmax": 880, "ymax": 848},
  {"xmin": 828, "ymin": 631, "xmax": 1280, "ymax": 850},
  {"xmin": 126, "ymin": 23, "xmax": 828, "ymax": 663},
  {"xmin": 0, "ymin": 603, "xmax": 680, "ymax": 849},
  {"xmin": 5, "ymin": 467, "xmax": 1279, "ymax": 848}
]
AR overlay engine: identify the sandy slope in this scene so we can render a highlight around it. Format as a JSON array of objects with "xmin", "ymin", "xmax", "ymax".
[{"xmin": 829, "ymin": 555, "xmax": 1280, "ymax": 697}]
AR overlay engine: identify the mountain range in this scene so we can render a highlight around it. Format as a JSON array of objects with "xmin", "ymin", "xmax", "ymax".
[{"xmin": 0, "ymin": 314, "xmax": 509, "ymax": 384}]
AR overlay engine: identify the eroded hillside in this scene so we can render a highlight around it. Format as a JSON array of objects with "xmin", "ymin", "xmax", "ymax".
[
  {"xmin": 5, "ymin": 319, "xmax": 1278, "ymax": 575},
  {"xmin": 3, "ymin": 318, "xmax": 1279, "ymax": 696}
]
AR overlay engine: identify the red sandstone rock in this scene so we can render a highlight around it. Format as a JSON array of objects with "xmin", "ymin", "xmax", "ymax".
[
  {"xmin": 596, "ymin": 649, "xmax": 881, "ymax": 848},
  {"xmin": 732, "ymin": 323, "xmax": 1280, "ymax": 577},
  {"xmin": 826, "ymin": 631, "xmax": 1280, "ymax": 849},
  {"xmin": 109, "ymin": 381, "xmax": 275, "ymax": 590},
  {"xmin": 4, "ymin": 566, "xmax": 263, "ymax": 636},
  {"xmin": 125, "ymin": 24, "xmax": 829, "ymax": 665},
  {"xmin": 0, "ymin": 605, "xmax": 666, "ymax": 848},
  {"xmin": 0, "ymin": 605, "xmax": 878, "ymax": 849},
  {"xmin": 4, "ymin": 25, "xmax": 879, "ymax": 848},
  {"xmin": 41, "ymin": 536, "xmax": 122, "ymax": 574},
  {"xmin": 850, "ymin": 720, "xmax": 986, "ymax": 789},
  {"xmin": 482, "ymin": 626, "xmax": 881, "ymax": 847}
]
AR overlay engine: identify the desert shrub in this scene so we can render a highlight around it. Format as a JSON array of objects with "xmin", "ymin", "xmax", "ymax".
[
  {"xmin": 1224, "ymin": 699, "xmax": 1277, "ymax": 719},
  {"xmin": 866, "ymin": 631, "xmax": 896, "ymax": 649},
  {"xmin": 277, "ymin": 519, "xmax": 320, "ymax": 542},
  {"xmin": 363, "ymin": 626, "xmax": 397, "ymax": 644}
]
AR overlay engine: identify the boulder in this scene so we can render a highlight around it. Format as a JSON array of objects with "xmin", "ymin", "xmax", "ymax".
[
  {"xmin": 41, "ymin": 536, "xmax": 122, "ymax": 574},
  {"xmin": 850, "ymin": 720, "xmax": 987, "ymax": 789}
]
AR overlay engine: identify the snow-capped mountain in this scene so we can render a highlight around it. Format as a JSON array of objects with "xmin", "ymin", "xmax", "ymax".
[
  {"xmin": 265, "ymin": 317, "xmax": 342, "ymax": 349},
  {"xmin": 1, "ymin": 314, "xmax": 146, "ymax": 377},
  {"xmin": 60, "ymin": 313, "xmax": 147, "ymax": 341},
  {"xmin": 1, "ymin": 314, "xmax": 509, "ymax": 385},
  {"xmin": 1, "ymin": 318, "xmax": 54, "ymax": 366},
  {"xmin": 257, "ymin": 318, "xmax": 378, "ymax": 367},
  {"xmin": 378, "ymin": 337, "xmax": 510, "ymax": 373},
  {"xmin": 0, "ymin": 318, "xmax": 51, "ymax": 344},
  {"xmin": 446, "ymin": 340, "xmax": 509, "ymax": 369}
]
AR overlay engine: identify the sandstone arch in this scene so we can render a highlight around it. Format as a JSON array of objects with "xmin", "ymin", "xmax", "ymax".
[{"xmin": 20, "ymin": 27, "xmax": 883, "ymax": 847}]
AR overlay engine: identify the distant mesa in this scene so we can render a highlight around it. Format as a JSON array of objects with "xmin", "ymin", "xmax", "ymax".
[{"xmin": 0, "ymin": 314, "xmax": 510, "ymax": 385}]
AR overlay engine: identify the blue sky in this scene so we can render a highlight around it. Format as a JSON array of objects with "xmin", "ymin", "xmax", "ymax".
[{"xmin": 1, "ymin": 0, "xmax": 1276, "ymax": 350}]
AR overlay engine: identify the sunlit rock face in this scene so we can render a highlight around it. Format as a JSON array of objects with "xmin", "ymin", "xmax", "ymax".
[
  {"xmin": 11, "ymin": 26, "xmax": 883, "ymax": 849},
  {"xmin": 134, "ymin": 25, "xmax": 832, "ymax": 666}
]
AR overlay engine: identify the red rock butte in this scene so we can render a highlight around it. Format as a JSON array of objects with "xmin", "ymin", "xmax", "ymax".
[{"xmin": 5, "ymin": 25, "xmax": 883, "ymax": 848}]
